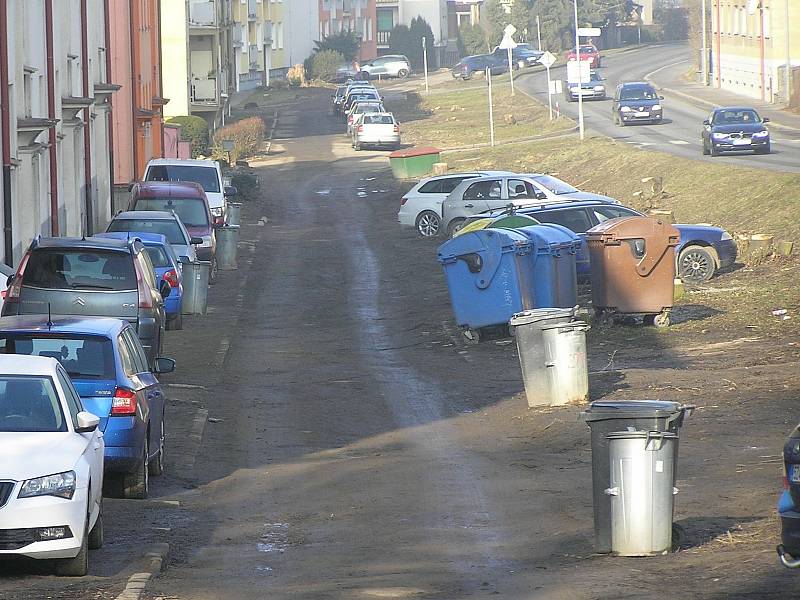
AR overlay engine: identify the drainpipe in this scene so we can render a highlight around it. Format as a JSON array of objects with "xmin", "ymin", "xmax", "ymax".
[
  {"xmin": 129, "ymin": 0, "xmax": 139, "ymax": 179},
  {"xmin": 714, "ymin": 0, "xmax": 721, "ymax": 88},
  {"xmin": 81, "ymin": 0, "xmax": 94, "ymax": 234},
  {"xmin": 104, "ymin": 0, "xmax": 115, "ymax": 217},
  {"xmin": 45, "ymin": 0, "xmax": 59, "ymax": 236},
  {"xmin": 0, "ymin": 0, "xmax": 13, "ymax": 264},
  {"xmin": 157, "ymin": 0, "xmax": 166, "ymax": 158}
]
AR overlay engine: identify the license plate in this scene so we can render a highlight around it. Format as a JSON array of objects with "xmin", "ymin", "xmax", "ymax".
[
  {"xmin": 733, "ymin": 138, "xmax": 751, "ymax": 146},
  {"xmin": 791, "ymin": 464, "xmax": 800, "ymax": 483},
  {"xmin": 635, "ymin": 111, "xmax": 650, "ymax": 117}
]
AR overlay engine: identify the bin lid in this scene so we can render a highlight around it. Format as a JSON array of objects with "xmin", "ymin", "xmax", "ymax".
[
  {"xmin": 517, "ymin": 223, "xmax": 581, "ymax": 254},
  {"xmin": 539, "ymin": 320, "xmax": 590, "ymax": 332},
  {"xmin": 585, "ymin": 216, "xmax": 679, "ymax": 243},
  {"xmin": 581, "ymin": 400, "xmax": 688, "ymax": 422},
  {"xmin": 437, "ymin": 229, "xmax": 532, "ymax": 290},
  {"xmin": 452, "ymin": 218, "xmax": 494, "ymax": 238},
  {"xmin": 509, "ymin": 307, "xmax": 575, "ymax": 326},
  {"xmin": 388, "ymin": 146, "xmax": 441, "ymax": 159},
  {"xmin": 606, "ymin": 430, "xmax": 679, "ymax": 440}
]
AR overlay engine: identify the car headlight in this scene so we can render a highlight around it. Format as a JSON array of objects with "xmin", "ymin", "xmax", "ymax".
[
  {"xmin": 753, "ymin": 130, "xmax": 769, "ymax": 138},
  {"xmin": 593, "ymin": 86, "xmax": 605, "ymax": 91},
  {"xmin": 652, "ymin": 104, "xmax": 662, "ymax": 110},
  {"xmin": 712, "ymin": 132, "xmax": 728, "ymax": 139},
  {"xmin": 620, "ymin": 106, "xmax": 632, "ymax": 112},
  {"xmin": 19, "ymin": 471, "xmax": 76, "ymax": 500},
  {"xmin": 721, "ymin": 231, "xmax": 733, "ymax": 241}
]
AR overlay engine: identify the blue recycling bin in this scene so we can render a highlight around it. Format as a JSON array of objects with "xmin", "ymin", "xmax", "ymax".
[
  {"xmin": 437, "ymin": 228, "xmax": 535, "ymax": 332},
  {"xmin": 516, "ymin": 224, "xmax": 581, "ymax": 308}
]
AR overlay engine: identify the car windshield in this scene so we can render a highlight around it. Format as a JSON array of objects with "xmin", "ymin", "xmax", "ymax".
[
  {"xmin": 133, "ymin": 198, "xmax": 209, "ymax": 227},
  {"xmin": 355, "ymin": 103, "xmax": 382, "ymax": 113},
  {"xmin": 0, "ymin": 336, "xmax": 116, "ymax": 380},
  {"xmin": 713, "ymin": 109, "xmax": 761, "ymax": 125},
  {"xmin": 108, "ymin": 219, "xmax": 186, "ymax": 245},
  {"xmin": 620, "ymin": 87, "xmax": 657, "ymax": 101},
  {"xmin": 145, "ymin": 165, "xmax": 220, "ymax": 193},
  {"xmin": 23, "ymin": 249, "xmax": 136, "ymax": 291},
  {"xmin": 365, "ymin": 115, "xmax": 394, "ymax": 125},
  {"xmin": 0, "ymin": 375, "xmax": 67, "ymax": 432},
  {"xmin": 531, "ymin": 175, "xmax": 578, "ymax": 195},
  {"xmin": 144, "ymin": 245, "xmax": 171, "ymax": 268}
]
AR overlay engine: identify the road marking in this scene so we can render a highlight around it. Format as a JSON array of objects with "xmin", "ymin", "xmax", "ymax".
[
  {"xmin": 669, "ymin": 140, "xmax": 690, "ymax": 145},
  {"xmin": 215, "ymin": 337, "xmax": 231, "ymax": 368},
  {"xmin": 644, "ymin": 59, "xmax": 691, "ymax": 82}
]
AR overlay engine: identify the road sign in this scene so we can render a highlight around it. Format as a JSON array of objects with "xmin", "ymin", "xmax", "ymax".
[
  {"xmin": 566, "ymin": 60, "xmax": 591, "ymax": 83},
  {"xmin": 577, "ymin": 27, "xmax": 601, "ymax": 37},
  {"xmin": 499, "ymin": 35, "xmax": 517, "ymax": 50},
  {"xmin": 504, "ymin": 24, "xmax": 517, "ymax": 37},
  {"xmin": 539, "ymin": 50, "xmax": 556, "ymax": 69}
]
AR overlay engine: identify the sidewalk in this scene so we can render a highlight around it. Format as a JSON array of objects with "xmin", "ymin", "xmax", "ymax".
[{"xmin": 647, "ymin": 60, "xmax": 800, "ymax": 132}]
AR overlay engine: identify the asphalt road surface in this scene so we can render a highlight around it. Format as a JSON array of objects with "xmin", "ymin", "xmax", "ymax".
[{"xmin": 516, "ymin": 43, "xmax": 800, "ymax": 173}]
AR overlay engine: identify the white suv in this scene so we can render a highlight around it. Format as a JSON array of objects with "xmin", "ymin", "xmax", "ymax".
[
  {"xmin": 360, "ymin": 55, "xmax": 411, "ymax": 79},
  {"xmin": 398, "ymin": 171, "xmax": 514, "ymax": 237}
]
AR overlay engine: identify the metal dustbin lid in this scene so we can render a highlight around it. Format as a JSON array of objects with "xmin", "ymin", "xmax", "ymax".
[
  {"xmin": 509, "ymin": 307, "xmax": 575, "ymax": 327},
  {"xmin": 607, "ymin": 430, "xmax": 679, "ymax": 450},
  {"xmin": 581, "ymin": 400, "xmax": 690, "ymax": 422}
]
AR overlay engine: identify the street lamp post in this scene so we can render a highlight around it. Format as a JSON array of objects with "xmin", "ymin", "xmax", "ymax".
[
  {"xmin": 573, "ymin": 0, "xmax": 585, "ymax": 140},
  {"xmin": 701, "ymin": 0, "xmax": 708, "ymax": 85}
]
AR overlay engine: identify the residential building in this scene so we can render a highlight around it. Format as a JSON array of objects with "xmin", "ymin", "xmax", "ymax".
[
  {"xmin": 376, "ymin": 0, "xmax": 448, "ymax": 54},
  {"xmin": 108, "ymin": 0, "xmax": 167, "ymax": 211},
  {"xmin": 161, "ymin": 0, "xmax": 233, "ymax": 129},
  {"xmin": 710, "ymin": 0, "xmax": 799, "ymax": 104},
  {"xmin": 0, "ymin": 0, "xmax": 114, "ymax": 264},
  {"xmin": 287, "ymin": 0, "xmax": 319, "ymax": 68},
  {"xmin": 319, "ymin": 0, "xmax": 377, "ymax": 62}
]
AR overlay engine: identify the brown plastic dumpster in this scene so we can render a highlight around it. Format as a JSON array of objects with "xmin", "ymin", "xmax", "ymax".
[{"xmin": 587, "ymin": 217, "xmax": 679, "ymax": 327}]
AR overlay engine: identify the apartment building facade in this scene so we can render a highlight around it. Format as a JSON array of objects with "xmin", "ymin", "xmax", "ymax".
[
  {"xmin": 0, "ymin": 0, "xmax": 114, "ymax": 264},
  {"xmin": 711, "ymin": 0, "xmax": 799, "ymax": 103},
  {"xmin": 319, "ymin": 0, "xmax": 377, "ymax": 61}
]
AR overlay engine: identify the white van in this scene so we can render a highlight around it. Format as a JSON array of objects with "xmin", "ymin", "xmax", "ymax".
[{"xmin": 143, "ymin": 158, "xmax": 235, "ymax": 224}]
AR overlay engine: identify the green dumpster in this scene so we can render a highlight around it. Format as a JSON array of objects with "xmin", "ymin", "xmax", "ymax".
[{"xmin": 389, "ymin": 146, "xmax": 441, "ymax": 179}]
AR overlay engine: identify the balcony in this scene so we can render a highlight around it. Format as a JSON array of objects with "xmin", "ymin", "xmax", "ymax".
[
  {"xmin": 377, "ymin": 30, "xmax": 392, "ymax": 45},
  {"xmin": 232, "ymin": 24, "xmax": 244, "ymax": 46},
  {"xmin": 191, "ymin": 78, "xmax": 218, "ymax": 104},
  {"xmin": 189, "ymin": 1, "xmax": 216, "ymax": 27}
]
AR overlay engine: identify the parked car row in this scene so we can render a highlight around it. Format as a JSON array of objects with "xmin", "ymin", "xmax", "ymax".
[
  {"xmin": 333, "ymin": 80, "xmax": 401, "ymax": 151},
  {"xmin": 0, "ymin": 157, "xmax": 233, "ymax": 575},
  {"xmin": 397, "ymin": 171, "xmax": 737, "ymax": 284}
]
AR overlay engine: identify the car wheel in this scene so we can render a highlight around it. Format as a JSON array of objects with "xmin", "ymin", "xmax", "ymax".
[
  {"xmin": 463, "ymin": 72, "xmax": 472, "ymax": 81},
  {"xmin": 88, "ymin": 497, "xmax": 104, "ymax": 550},
  {"xmin": 755, "ymin": 143, "xmax": 770, "ymax": 155},
  {"xmin": 446, "ymin": 218, "xmax": 466, "ymax": 238},
  {"xmin": 415, "ymin": 210, "xmax": 442, "ymax": 237},
  {"xmin": 149, "ymin": 419, "xmax": 165, "ymax": 476},
  {"xmin": 678, "ymin": 245, "xmax": 716, "ymax": 283},
  {"xmin": 397, "ymin": 68, "xmax": 409, "ymax": 78},
  {"xmin": 353, "ymin": 141, "xmax": 361, "ymax": 151},
  {"xmin": 54, "ymin": 508, "xmax": 89, "ymax": 576},
  {"xmin": 702, "ymin": 140, "xmax": 710, "ymax": 155},
  {"xmin": 123, "ymin": 438, "xmax": 149, "ymax": 500},
  {"xmin": 710, "ymin": 144, "xmax": 720, "ymax": 157}
]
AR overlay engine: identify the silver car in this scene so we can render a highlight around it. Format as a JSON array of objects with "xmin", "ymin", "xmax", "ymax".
[
  {"xmin": 441, "ymin": 174, "xmax": 619, "ymax": 236},
  {"xmin": 352, "ymin": 112, "xmax": 401, "ymax": 151},
  {"xmin": 360, "ymin": 55, "xmax": 412, "ymax": 79},
  {"xmin": 346, "ymin": 101, "xmax": 385, "ymax": 134},
  {"xmin": 106, "ymin": 210, "xmax": 200, "ymax": 263}
]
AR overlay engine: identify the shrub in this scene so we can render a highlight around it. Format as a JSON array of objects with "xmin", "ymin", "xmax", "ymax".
[
  {"xmin": 287, "ymin": 64, "xmax": 306, "ymax": 87},
  {"xmin": 166, "ymin": 115, "xmax": 209, "ymax": 158},
  {"xmin": 458, "ymin": 23, "xmax": 486, "ymax": 57},
  {"xmin": 312, "ymin": 49, "xmax": 344, "ymax": 82},
  {"xmin": 313, "ymin": 31, "xmax": 361, "ymax": 62},
  {"xmin": 210, "ymin": 117, "xmax": 265, "ymax": 164}
]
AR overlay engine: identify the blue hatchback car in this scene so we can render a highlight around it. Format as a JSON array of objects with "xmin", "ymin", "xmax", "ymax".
[
  {"xmin": 0, "ymin": 315, "xmax": 175, "ymax": 499},
  {"xmin": 465, "ymin": 200, "xmax": 737, "ymax": 283},
  {"xmin": 95, "ymin": 232, "xmax": 184, "ymax": 330}
]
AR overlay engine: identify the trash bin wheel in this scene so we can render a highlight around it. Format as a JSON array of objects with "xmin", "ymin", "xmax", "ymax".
[{"xmin": 644, "ymin": 312, "xmax": 671, "ymax": 328}]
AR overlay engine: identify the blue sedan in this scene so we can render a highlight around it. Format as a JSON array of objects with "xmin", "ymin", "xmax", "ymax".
[
  {"xmin": 464, "ymin": 200, "xmax": 737, "ymax": 283},
  {"xmin": 96, "ymin": 232, "xmax": 184, "ymax": 330},
  {"xmin": 0, "ymin": 315, "xmax": 175, "ymax": 499}
]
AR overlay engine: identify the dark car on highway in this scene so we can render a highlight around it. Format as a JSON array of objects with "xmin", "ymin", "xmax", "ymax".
[
  {"xmin": 461, "ymin": 200, "xmax": 737, "ymax": 283},
  {"xmin": 451, "ymin": 54, "xmax": 508, "ymax": 80},
  {"xmin": 491, "ymin": 44, "xmax": 543, "ymax": 70},
  {"xmin": 612, "ymin": 82, "xmax": 663, "ymax": 126},
  {"xmin": 702, "ymin": 107, "xmax": 770, "ymax": 156}
]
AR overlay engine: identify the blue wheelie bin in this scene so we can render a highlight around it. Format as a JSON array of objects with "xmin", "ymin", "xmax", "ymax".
[
  {"xmin": 437, "ymin": 228, "xmax": 534, "ymax": 339},
  {"xmin": 516, "ymin": 224, "xmax": 581, "ymax": 308}
]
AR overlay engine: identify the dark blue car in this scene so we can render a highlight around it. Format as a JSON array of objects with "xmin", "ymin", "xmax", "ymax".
[
  {"xmin": 702, "ymin": 107, "xmax": 770, "ymax": 156},
  {"xmin": 778, "ymin": 425, "xmax": 800, "ymax": 567},
  {"xmin": 0, "ymin": 315, "xmax": 175, "ymax": 499},
  {"xmin": 465, "ymin": 200, "xmax": 737, "ymax": 283},
  {"xmin": 95, "ymin": 232, "xmax": 184, "ymax": 330}
]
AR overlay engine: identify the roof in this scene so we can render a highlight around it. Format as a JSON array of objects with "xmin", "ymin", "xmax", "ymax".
[
  {"xmin": 0, "ymin": 315, "xmax": 128, "ymax": 336},
  {"xmin": 94, "ymin": 232, "xmax": 169, "ymax": 246},
  {"xmin": 0, "ymin": 353, "xmax": 62, "ymax": 376},
  {"xmin": 113, "ymin": 210, "xmax": 176, "ymax": 221},
  {"xmin": 33, "ymin": 236, "xmax": 133, "ymax": 252},
  {"xmin": 619, "ymin": 81, "xmax": 655, "ymax": 88},
  {"xmin": 146, "ymin": 158, "xmax": 219, "ymax": 168},
  {"xmin": 132, "ymin": 181, "xmax": 206, "ymax": 199},
  {"xmin": 713, "ymin": 106, "xmax": 759, "ymax": 112}
]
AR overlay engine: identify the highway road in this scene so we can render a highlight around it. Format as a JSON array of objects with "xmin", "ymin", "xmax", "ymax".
[{"xmin": 516, "ymin": 43, "xmax": 800, "ymax": 173}]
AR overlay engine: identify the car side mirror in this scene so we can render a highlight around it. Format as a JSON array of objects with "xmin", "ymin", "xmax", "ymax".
[
  {"xmin": 154, "ymin": 357, "xmax": 176, "ymax": 374},
  {"xmin": 224, "ymin": 185, "xmax": 238, "ymax": 197},
  {"xmin": 127, "ymin": 182, "xmax": 135, "ymax": 192},
  {"xmin": 659, "ymin": 95, "xmax": 665, "ymax": 100},
  {"xmin": 75, "ymin": 411, "xmax": 100, "ymax": 433},
  {"xmin": 535, "ymin": 192, "xmax": 547, "ymax": 200},
  {"xmin": 762, "ymin": 117, "xmax": 770, "ymax": 123},
  {"xmin": 159, "ymin": 280, "xmax": 171, "ymax": 299},
  {"xmin": 702, "ymin": 119, "xmax": 710, "ymax": 126},
  {"xmin": 190, "ymin": 236, "xmax": 203, "ymax": 245}
]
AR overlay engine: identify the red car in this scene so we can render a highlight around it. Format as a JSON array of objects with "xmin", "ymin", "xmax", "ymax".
[{"xmin": 567, "ymin": 44, "xmax": 601, "ymax": 68}]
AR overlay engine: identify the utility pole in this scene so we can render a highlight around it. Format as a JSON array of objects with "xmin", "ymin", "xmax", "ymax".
[
  {"xmin": 701, "ymin": 0, "xmax": 708, "ymax": 85},
  {"xmin": 422, "ymin": 36, "xmax": 429, "ymax": 94},
  {"xmin": 785, "ymin": 0, "xmax": 791, "ymax": 104},
  {"xmin": 486, "ymin": 67, "xmax": 495, "ymax": 147},
  {"xmin": 573, "ymin": 0, "xmax": 585, "ymax": 140}
]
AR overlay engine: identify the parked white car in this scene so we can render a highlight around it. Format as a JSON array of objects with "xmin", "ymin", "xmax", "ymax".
[
  {"xmin": 397, "ymin": 171, "xmax": 514, "ymax": 237},
  {"xmin": 143, "ymin": 158, "xmax": 236, "ymax": 225},
  {"xmin": 351, "ymin": 113, "xmax": 401, "ymax": 151},
  {"xmin": 359, "ymin": 55, "xmax": 412, "ymax": 79},
  {"xmin": 346, "ymin": 100, "xmax": 385, "ymax": 135},
  {"xmin": 441, "ymin": 173, "xmax": 620, "ymax": 236},
  {"xmin": 0, "ymin": 355, "xmax": 104, "ymax": 576}
]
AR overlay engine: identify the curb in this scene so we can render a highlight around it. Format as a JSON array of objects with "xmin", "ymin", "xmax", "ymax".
[{"xmin": 114, "ymin": 543, "xmax": 169, "ymax": 600}]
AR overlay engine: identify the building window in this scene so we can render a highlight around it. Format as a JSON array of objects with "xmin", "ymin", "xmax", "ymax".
[
  {"xmin": 366, "ymin": 17, "xmax": 372, "ymax": 41},
  {"xmin": 277, "ymin": 22, "xmax": 284, "ymax": 49},
  {"xmin": 377, "ymin": 8, "xmax": 393, "ymax": 32}
]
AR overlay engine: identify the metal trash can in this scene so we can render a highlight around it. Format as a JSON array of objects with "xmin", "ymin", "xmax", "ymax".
[
  {"xmin": 509, "ymin": 308, "xmax": 576, "ymax": 407},
  {"xmin": 227, "ymin": 202, "xmax": 242, "ymax": 226},
  {"xmin": 605, "ymin": 431, "xmax": 679, "ymax": 556},
  {"xmin": 181, "ymin": 260, "xmax": 210, "ymax": 315},
  {"xmin": 216, "ymin": 225, "xmax": 240, "ymax": 270},
  {"xmin": 586, "ymin": 216, "xmax": 679, "ymax": 327},
  {"xmin": 580, "ymin": 400, "xmax": 693, "ymax": 553},
  {"xmin": 540, "ymin": 320, "xmax": 590, "ymax": 406}
]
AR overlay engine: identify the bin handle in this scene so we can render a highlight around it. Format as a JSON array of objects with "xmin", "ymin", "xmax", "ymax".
[
  {"xmin": 635, "ymin": 235, "xmax": 680, "ymax": 277},
  {"xmin": 604, "ymin": 487, "xmax": 619, "ymax": 496},
  {"xmin": 645, "ymin": 430, "xmax": 664, "ymax": 451},
  {"xmin": 778, "ymin": 545, "xmax": 800, "ymax": 568}
]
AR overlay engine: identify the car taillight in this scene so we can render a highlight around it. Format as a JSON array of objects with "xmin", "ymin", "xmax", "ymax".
[
  {"xmin": 213, "ymin": 215, "xmax": 225, "ymax": 227},
  {"xmin": 393, "ymin": 124, "xmax": 400, "ymax": 133},
  {"xmin": 357, "ymin": 125, "xmax": 364, "ymax": 132},
  {"xmin": 5, "ymin": 252, "xmax": 30, "ymax": 304},
  {"xmin": 133, "ymin": 258, "xmax": 153, "ymax": 309},
  {"xmin": 163, "ymin": 269, "xmax": 179, "ymax": 288},
  {"xmin": 400, "ymin": 197, "xmax": 408, "ymax": 206},
  {"xmin": 111, "ymin": 387, "xmax": 137, "ymax": 415},
  {"xmin": 348, "ymin": 115, "xmax": 354, "ymax": 123}
]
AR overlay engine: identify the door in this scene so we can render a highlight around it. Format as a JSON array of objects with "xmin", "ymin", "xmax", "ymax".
[
  {"xmin": 122, "ymin": 328, "xmax": 163, "ymax": 459},
  {"xmin": 368, "ymin": 57, "xmax": 388, "ymax": 77},
  {"xmin": 460, "ymin": 179, "xmax": 503, "ymax": 213}
]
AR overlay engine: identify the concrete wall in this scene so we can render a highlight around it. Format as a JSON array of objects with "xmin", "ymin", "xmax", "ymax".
[{"xmin": 162, "ymin": 1, "xmax": 190, "ymax": 118}]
